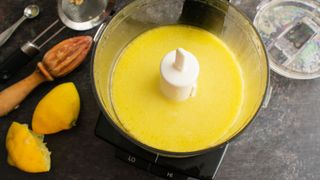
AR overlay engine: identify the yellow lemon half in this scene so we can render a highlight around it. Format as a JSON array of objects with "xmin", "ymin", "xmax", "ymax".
[
  {"xmin": 6, "ymin": 122, "xmax": 51, "ymax": 173},
  {"xmin": 32, "ymin": 82, "xmax": 80, "ymax": 134}
]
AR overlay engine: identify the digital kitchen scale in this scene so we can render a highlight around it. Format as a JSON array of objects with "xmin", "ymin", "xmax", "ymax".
[{"xmin": 95, "ymin": 113, "xmax": 228, "ymax": 180}]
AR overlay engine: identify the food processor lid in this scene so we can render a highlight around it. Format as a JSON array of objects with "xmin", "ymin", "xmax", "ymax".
[{"xmin": 253, "ymin": 0, "xmax": 320, "ymax": 79}]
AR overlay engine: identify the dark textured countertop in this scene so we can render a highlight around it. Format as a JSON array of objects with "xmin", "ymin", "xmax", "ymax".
[{"xmin": 1, "ymin": 0, "xmax": 320, "ymax": 179}]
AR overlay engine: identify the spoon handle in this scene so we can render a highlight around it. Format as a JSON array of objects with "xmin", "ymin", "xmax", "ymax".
[
  {"xmin": 0, "ymin": 16, "xmax": 27, "ymax": 47},
  {"xmin": 0, "ymin": 70, "xmax": 46, "ymax": 117}
]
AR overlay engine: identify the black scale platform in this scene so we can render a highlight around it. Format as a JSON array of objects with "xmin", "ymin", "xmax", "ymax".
[{"xmin": 95, "ymin": 113, "xmax": 228, "ymax": 180}]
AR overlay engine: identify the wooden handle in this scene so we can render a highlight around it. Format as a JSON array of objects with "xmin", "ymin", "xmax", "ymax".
[{"xmin": 0, "ymin": 70, "xmax": 47, "ymax": 117}]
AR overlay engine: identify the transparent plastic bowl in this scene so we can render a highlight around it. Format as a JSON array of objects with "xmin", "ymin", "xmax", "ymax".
[{"xmin": 92, "ymin": 0, "xmax": 269, "ymax": 157}]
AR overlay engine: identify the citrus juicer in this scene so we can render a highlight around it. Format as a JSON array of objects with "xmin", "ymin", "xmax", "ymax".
[{"xmin": 0, "ymin": 0, "xmax": 115, "ymax": 82}]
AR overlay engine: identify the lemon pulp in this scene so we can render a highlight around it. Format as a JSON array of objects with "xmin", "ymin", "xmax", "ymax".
[{"xmin": 111, "ymin": 25, "xmax": 244, "ymax": 152}]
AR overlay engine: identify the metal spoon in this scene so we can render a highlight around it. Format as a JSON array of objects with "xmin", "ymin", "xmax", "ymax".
[{"xmin": 0, "ymin": 5, "xmax": 40, "ymax": 47}]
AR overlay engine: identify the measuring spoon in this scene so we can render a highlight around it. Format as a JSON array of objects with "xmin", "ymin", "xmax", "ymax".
[{"xmin": 0, "ymin": 5, "xmax": 40, "ymax": 47}]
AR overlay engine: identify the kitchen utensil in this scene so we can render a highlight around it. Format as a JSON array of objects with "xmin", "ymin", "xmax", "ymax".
[
  {"xmin": 0, "ymin": 36, "xmax": 92, "ymax": 117},
  {"xmin": 0, "ymin": 0, "xmax": 115, "ymax": 82},
  {"xmin": 0, "ymin": 20, "xmax": 66, "ymax": 81},
  {"xmin": 0, "ymin": 4, "xmax": 40, "ymax": 47},
  {"xmin": 92, "ymin": 0, "xmax": 269, "ymax": 157},
  {"xmin": 57, "ymin": 0, "xmax": 115, "ymax": 31}
]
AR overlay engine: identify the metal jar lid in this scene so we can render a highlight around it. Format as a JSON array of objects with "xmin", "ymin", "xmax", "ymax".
[{"xmin": 252, "ymin": 0, "xmax": 320, "ymax": 79}]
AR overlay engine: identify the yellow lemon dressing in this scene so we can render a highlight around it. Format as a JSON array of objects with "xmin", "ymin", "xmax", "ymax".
[{"xmin": 111, "ymin": 25, "xmax": 244, "ymax": 152}]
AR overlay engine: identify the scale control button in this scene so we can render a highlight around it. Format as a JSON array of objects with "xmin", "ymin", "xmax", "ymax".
[
  {"xmin": 115, "ymin": 149, "xmax": 150, "ymax": 171},
  {"xmin": 150, "ymin": 164, "xmax": 199, "ymax": 180}
]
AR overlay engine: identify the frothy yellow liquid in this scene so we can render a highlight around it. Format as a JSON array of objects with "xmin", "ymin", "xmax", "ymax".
[{"xmin": 112, "ymin": 25, "xmax": 243, "ymax": 152}]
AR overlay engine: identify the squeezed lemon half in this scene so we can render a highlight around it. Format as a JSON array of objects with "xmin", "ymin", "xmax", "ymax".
[{"xmin": 6, "ymin": 122, "xmax": 51, "ymax": 173}]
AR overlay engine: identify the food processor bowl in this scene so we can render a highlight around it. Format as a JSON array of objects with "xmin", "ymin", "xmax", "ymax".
[{"xmin": 92, "ymin": 0, "xmax": 269, "ymax": 157}]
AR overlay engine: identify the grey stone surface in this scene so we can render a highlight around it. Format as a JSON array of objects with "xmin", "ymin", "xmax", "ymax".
[
  {"xmin": 217, "ymin": 1, "xmax": 320, "ymax": 180},
  {"xmin": 0, "ymin": 0, "xmax": 319, "ymax": 180}
]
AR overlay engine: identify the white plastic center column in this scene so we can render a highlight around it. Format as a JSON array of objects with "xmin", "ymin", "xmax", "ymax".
[{"xmin": 160, "ymin": 48, "xmax": 200, "ymax": 101}]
